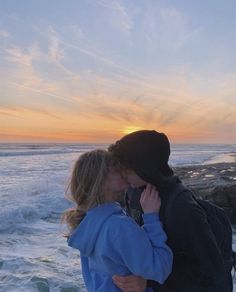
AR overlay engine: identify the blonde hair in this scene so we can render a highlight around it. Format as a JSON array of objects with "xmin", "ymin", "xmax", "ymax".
[{"xmin": 62, "ymin": 149, "xmax": 118, "ymax": 235}]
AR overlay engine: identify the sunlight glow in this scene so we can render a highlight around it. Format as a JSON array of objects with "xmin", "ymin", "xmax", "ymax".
[{"xmin": 123, "ymin": 126, "xmax": 143, "ymax": 135}]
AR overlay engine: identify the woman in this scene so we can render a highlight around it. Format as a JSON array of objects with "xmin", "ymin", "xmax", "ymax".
[{"xmin": 63, "ymin": 149, "xmax": 172, "ymax": 291}]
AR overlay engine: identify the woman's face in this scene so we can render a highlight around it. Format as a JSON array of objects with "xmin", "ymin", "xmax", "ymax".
[
  {"xmin": 103, "ymin": 169, "xmax": 129, "ymax": 201},
  {"xmin": 123, "ymin": 169, "xmax": 147, "ymax": 188}
]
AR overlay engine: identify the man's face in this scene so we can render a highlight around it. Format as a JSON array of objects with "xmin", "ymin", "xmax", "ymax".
[{"xmin": 123, "ymin": 169, "xmax": 147, "ymax": 188}]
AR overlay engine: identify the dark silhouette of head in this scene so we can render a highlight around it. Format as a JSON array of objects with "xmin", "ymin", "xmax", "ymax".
[{"xmin": 108, "ymin": 130, "xmax": 174, "ymax": 188}]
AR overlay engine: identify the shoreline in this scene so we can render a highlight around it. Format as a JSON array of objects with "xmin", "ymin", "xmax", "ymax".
[
  {"xmin": 201, "ymin": 153, "xmax": 236, "ymax": 165},
  {"xmin": 170, "ymin": 152, "xmax": 236, "ymax": 168},
  {"xmin": 174, "ymin": 161, "xmax": 236, "ymax": 223}
]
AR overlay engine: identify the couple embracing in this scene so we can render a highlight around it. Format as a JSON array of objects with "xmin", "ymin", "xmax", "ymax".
[{"xmin": 63, "ymin": 130, "xmax": 233, "ymax": 292}]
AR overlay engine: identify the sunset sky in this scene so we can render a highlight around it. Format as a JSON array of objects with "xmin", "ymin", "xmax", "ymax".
[{"xmin": 0, "ymin": 0, "xmax": 235, "ymax": 143}]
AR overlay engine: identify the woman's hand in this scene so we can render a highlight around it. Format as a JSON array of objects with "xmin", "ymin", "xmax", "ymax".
[
  {"xmin": 112, "ymin": 275, "xmax": 146, "ymax": 292},
  {"xmin": 140, "ymin": 184, "xmax": 161, "ymax": 213}
]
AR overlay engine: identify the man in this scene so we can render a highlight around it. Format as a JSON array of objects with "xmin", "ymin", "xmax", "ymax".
[{"xmin": 108, "ymin": 130, "xmax": 232, "ymax": 292}]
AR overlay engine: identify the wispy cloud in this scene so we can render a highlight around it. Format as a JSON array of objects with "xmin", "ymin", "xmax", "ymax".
[
  {"xmin": 96, "ymin": 0, "xmax": 133, "ymax": 33},
  {"xmin": 6, "ymin": 46, "xmax": 33, "ymax": 66},
  {"xmin": 3, "ymin": 38, "xmax": 79, "ymax": 108},
  {"xmin": 0, "ymin": 29, "xmax": 9, "ymax": 38},
  {"xmin": 0, "ymin": 105, "xmax": 61, "ymax": 120},
  {"xmin": 61, "ymin": 38, "xmax": 134, "ymax": 76},
  {"xmin": 8, "ymin": 81, "xmax": 69, "ymax": 103},
  {"xmin": 138, "ymin": 3, "xmax": 203, "ymax": 51},
  {"xmin": 47, "ymin": 27, "xmax": 80, "ymax": 78},
  {"xmin": 0, "ymin": 111, "xmax": 21, "ymax": 119}
]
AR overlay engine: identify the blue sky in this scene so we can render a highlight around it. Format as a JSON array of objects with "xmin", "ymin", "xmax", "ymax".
[{"xmin": 0, "ymin": 0, "xmax": 235, "ymax": 143}]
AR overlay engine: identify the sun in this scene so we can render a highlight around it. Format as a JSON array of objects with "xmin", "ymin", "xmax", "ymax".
[{"xmin": 122, "ymin": 126, "xmax": 143, "ymax": 135}]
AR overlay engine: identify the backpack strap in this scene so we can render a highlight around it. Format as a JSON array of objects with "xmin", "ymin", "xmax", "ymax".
[{"xmin": 164, "ymin": 182, "xmax": 189, "ymax": 225}]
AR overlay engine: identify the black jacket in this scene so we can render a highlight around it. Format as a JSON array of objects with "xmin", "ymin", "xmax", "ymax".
[{"xmin": 125, "ymin": 179, "xmax": 231, "ymax": 292}]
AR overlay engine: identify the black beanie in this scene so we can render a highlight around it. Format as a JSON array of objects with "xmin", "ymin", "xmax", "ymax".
[{"xmin": 109, "ymin": 130, "xmax": 174, "ymax": 187}]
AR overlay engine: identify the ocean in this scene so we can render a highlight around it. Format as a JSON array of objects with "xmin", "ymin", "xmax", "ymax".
[{"xmin": 0, "ymin": 143, "xmax": 236, "ymax": 292}]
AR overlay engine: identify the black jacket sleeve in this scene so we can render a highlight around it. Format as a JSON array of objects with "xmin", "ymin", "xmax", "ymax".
[{"xmin": 171, "ymin": 191, "xmax": 225, "ymax": 290}]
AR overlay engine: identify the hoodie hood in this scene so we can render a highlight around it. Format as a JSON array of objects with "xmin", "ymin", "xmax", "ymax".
[{"xmin": 67, "ymin": 202, "xmax": 123, "ymax": 256}]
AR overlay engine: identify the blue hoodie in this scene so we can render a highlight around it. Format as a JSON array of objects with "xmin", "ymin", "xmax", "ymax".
[{"xmin": 68, "ymin": 202, "xmax": 173, "ymax": 292}]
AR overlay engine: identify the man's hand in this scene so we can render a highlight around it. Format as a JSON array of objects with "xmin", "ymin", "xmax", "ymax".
[{"xmin": 112, "ymin": 275, "xmax": 147, "ymax": 292}]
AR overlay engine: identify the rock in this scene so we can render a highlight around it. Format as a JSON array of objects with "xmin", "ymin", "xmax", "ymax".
[
  {"xmin": 210, "ymin": 184, "xmax": 236, "ymax": 224},
  {"xmin": 174, "ymin": 162, "xmax": 236, "ymax": 224}
]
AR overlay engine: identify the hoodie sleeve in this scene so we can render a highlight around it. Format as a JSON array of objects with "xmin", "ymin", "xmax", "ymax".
[
  {"xmin": 113, "ymin": 213, "xmax": 173, "ymax": 284},
  {"xmin": 80, "ymin": 255, "xmax": 92, "ymax": 291}
]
